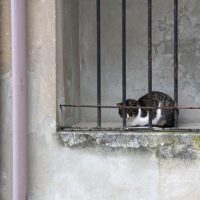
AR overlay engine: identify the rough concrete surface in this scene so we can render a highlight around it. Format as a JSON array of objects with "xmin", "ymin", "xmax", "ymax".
[
  {"xmin": 0, "ymin": 72, "xmax": 12, "ymax": 200},
  {"xmin": 58, "ymin": 131, "xmax": 200, "ymax": 159},
  {"xmin": 0, "ymin": 0, "xmax": 12, "ymax": 200},
  {"xmin": 32, "ymin": 0, "xmax": 200, "ymax": 199},
  {"xmin": 0, "ymin": 0, "xmax": 11, "ymax": 74}
]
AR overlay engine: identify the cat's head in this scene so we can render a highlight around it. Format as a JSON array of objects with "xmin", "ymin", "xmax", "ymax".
[{"xmin": 116, "ymin": 99, "xmax": 138, "ymax": 119}]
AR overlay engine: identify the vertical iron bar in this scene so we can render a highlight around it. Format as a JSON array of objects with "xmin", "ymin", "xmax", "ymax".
[
  {"xmin": 122, "ymin": 0, "xmax": 127, "ymax": 128},
  {"xmin": 174, "ymin": 0, "xmax": 179, "ymax": 127},
  {"xmin": 148, "ymin": 0, "xmax": 153, "ymax": 128},
  {"xmin": 97, "ymin": 0, "xmax": 101, "ymax": 128}
]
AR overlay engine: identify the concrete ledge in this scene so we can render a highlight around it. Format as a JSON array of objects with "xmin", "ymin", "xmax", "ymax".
[{"xmin": 57, "ymin": 131, "xmax": 200, "ymax": 159}]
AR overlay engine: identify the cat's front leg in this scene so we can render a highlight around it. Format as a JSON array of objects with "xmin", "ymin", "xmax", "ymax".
[
  {"xmin": 127, "ymin": 119, "xmax": 136, "ymax": 126},
  {"xmin": 156, "ymin": 118, "xmax": 167, "ymax": 127}
]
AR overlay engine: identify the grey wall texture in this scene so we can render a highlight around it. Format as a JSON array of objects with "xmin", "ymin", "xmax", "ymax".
[
  {"xmin": 57, "ymin": 0, "xmax": 80, "ymax": 127},
  {"xmin": 79, "ymin": 0, "xmax": 200, "ymax": 123},
  {"xmin": 0, "ymin": 0, "xmax": 12, "ymax": 199},
  {"xmin": 2, "ymin": 0, "xmax": 200, "ymax": 200}
]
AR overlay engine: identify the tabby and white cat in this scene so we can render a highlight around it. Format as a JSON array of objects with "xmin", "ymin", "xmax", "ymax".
[{"xmin": 117, "ymin": 91, "xmax": 175, "ymax": 127}]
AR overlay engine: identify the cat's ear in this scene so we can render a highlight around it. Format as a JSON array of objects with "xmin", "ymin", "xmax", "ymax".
[{"xmin": 116, "ymin": 103, "xmax": 122, "ymax": 107}]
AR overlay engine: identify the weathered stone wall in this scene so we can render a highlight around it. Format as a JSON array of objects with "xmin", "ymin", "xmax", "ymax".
[
  {"xmin": 28, "ymin": 0, "xmax": 200, "ymax": 199},
  {"xmin": 27, "ymin": 0, "xmax": 57, "ymax": 198},
  {"xmin": 0, "ymin": 0, "xmax": 12, "ymax": 200}
]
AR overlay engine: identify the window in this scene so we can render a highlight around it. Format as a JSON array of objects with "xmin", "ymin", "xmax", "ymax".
[{"xmin": 57, "ymin": 0, "xmax": 200, "ymax": 131}]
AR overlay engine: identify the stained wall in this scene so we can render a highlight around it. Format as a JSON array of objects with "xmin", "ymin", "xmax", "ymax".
[{"xmin": 0, "ymin": 0, "xmax": 12, "ymax": 199}]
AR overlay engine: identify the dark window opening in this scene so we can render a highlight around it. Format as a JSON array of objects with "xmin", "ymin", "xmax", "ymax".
[{"xmin": 58, "ymin": 0, "xmax": 200, "ymax": 131}]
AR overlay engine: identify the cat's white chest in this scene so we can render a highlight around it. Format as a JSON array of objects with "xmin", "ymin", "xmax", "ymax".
[{"xmin": 128, "ymin": 103, "xmax": 162, "ymax": 126}]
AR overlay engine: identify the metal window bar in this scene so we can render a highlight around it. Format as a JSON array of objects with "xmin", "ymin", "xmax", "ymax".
[
  {"xmin": 60, "ymin": 105, "xmax": 200, "ymax": 110},
  {"xmin": 174, "ymin": 0, "xmax": 179, "ymax": 128},
  {"xmin": 148, "ymin": 0, "xmax": 153, "ymax": 128},
  {"xmin": 122, "ymin": 0, "xmax": 127, "ymax": 128},
  {"xmin": 97, "ymin": 0, "xmax": 101, "ymax": 128}
]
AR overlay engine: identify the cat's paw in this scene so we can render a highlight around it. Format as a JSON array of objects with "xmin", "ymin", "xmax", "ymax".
[{"xmin": 156, "ymin": 119, "xmax": 167, "ymax": 127}]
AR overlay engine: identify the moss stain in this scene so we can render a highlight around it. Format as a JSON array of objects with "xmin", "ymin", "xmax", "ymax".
[{"xmin": 193, "ymin": 136, "xmax": 200, "ymax": 148}]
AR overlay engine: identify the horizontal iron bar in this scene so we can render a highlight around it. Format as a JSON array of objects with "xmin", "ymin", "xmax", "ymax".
[{"xmin": 60, "ymin": 104, "xmax": 200, "ymax": 110}]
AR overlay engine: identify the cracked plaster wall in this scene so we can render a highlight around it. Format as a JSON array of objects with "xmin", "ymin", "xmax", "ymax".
[{"xmin": 28, "ymin": 0, "xmax": 200, "ymax": 199}]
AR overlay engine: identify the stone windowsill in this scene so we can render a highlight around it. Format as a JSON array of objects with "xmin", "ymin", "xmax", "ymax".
[{"xmin": 57, "ymin": 129, "xmax": 200, "ymax": 159}]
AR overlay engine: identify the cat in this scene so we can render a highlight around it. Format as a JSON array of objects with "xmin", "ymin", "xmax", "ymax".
[{"xmin": 117, "ymin": 91, "xmax": 175, "ymax": 127}]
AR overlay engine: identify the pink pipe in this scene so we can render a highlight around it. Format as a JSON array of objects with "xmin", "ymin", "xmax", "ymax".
[{"xmin": 11, "ymin": 0, "xmax": 27, "ymax": 199}]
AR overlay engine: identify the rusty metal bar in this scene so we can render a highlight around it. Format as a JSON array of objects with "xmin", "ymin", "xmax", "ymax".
[
  {"xmin": 148, "ymin": 0, "xmax": 153, "ymax": 128},
  {"xmin": 60, "ymin": 104, "xmax": 200, "ymax": 110},
  {"xmin": 97, "ymin": 0, "xmax": 101, "ymax": 128},
  {"xmin": 174, "ymin": 0, "xmax": 179, "ymax": 128},
  {"xmin": 122, "ymin": 0, "xmax": 127, "ymax": 128}
]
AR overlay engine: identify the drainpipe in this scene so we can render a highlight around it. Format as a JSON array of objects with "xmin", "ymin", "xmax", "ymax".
[{"xmin": 11, "ymin": 0, "xmax": 27, "ymax": 199}]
